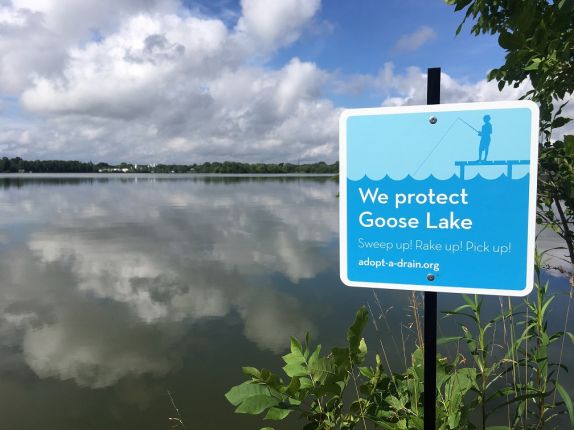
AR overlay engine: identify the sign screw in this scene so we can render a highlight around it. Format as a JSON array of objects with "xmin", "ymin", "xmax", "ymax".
[
  {"xmin": 427, "ymin": 274, "xmax": 435, "ymax": 281},
  {"xmin": 429, "ymin": 116, "xmax": 437, "ymax": 124}
]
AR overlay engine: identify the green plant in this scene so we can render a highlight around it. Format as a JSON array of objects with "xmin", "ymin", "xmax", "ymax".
[
  {"xmin": 226, "ymin": 264, "xmax": 574, "ymax": 429},
  {"xmin": 226, "ymin": 307, "xmax": 371, "ymax": 430},
  {"xmin": 226, "ymin": 307, "xmax": 477, "ymax": 430},
  {"xmin": 442, "ymin": 295, "xmax": 506, "ymax": 429},
  {"xmin": 497, "ymin": 252, "xmax": 574, "ymax": 429}
]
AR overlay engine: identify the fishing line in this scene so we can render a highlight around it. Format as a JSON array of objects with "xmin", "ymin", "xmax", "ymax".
[
  {"xmin": 413, "ymin": 118, "xmax": 460, "ymax": 176},
  {"xmin": 412, "ymin": 116, "xmax": 478, "ymax": 176}
]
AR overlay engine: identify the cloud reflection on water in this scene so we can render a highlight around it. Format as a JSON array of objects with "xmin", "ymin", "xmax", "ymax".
[{"xmin": 0, "ymin": 176, "xmax": 338, "ymax": 388}]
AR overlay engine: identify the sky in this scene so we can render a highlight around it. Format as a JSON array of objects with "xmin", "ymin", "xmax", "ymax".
[{"xmin": 0, "ymin": 0, "xmax": 570, "ymax": 164}]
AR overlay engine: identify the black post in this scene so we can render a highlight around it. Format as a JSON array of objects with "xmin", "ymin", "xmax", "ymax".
[{"xmin": 424, "ymin": 67, "xmax": 440, "ymax": 430}]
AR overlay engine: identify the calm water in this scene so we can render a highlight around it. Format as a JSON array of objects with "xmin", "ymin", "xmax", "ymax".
[{"xmin": 0, "ymin": 174, "xmax": 571, "ymax": 429}]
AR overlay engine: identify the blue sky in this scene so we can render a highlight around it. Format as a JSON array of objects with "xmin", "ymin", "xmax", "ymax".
[
  {"xmin": 278, "ymin": 1, "xmax": 503, "ymax": 77},
  {"xmin": 184, "ymin": 0, "xmax": 504, "ymax": 80},
  {"xmin": 0, "ymin": 0, "xmax": 537, "ymax": 163}
]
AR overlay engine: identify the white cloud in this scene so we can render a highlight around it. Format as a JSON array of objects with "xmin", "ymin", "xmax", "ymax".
[
  {"xmin": 372, "ymin": 62, "xmax": 532, "ymax": 106},
  {"xmin": 2, "ymin": 0, "xmax": 569, "ymax": 164},
  {"xmin": 9, "ymin": 0, "xmax": 181, "ymax": 43},
  {"xmin": 22, "ymin": 311, "xmax": 175, "ymax": 388},
  {"xmin": 331, "ymin": 62, "xmax": 534, "ymax": 109},
  {"xmin": 0, "ymin": 178, "xmax": 332, "ymax": 386},
  {"xmin": 394, "ymin": 25, "xmax": 437, "ymax": 52},
  {"xmin": 0, "ymin": 0, "xmax": 336, "ymax": 163},
  {"xmin": 20, "ymin": 13, "xmax": 229, "ymax": 116},
  {"xmin": 235, "ymin": 0, "xmax": 321, "ymax": 52},
  {"xmin": 0, "ymin": 0, "xmax": 178, "ymax": 93}
]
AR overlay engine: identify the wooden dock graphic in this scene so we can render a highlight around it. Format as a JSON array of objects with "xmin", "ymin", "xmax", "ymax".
[{"xmin": 454, "ymin": 160, "xmax": 530, "ymax": 179}]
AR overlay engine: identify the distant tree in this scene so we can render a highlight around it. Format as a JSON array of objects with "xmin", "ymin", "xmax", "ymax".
[
  {"xmin": 0, "ymin": 157, "xmax": 338, "ymax": 175},
  {"xmin": 0, "ymin": 157, "xmax": 9, "ymax": 172}
]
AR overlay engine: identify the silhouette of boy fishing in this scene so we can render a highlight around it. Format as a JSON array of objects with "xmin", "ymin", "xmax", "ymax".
[
  {"xmin": 478, "ymin": 115, "xmax": 492, "ymax": 161},
  {"xmin": 459, "ymin": 115, "xmax": 493, "ymax": 161}
]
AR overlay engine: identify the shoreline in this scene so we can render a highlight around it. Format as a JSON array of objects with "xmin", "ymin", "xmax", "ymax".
[{"xmin": 0, "ymin": 172, "xmax": 337, "ymax": 178}]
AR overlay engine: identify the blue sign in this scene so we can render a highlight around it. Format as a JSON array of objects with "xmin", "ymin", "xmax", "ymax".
[{"xmin": 339, "ymin": 101, "xmax": 539, "ymax": 296}]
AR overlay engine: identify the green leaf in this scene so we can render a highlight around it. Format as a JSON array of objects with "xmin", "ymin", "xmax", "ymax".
[
  {"xmin": 282, "ymin": 362, "xmax": 307, "ymax": 378},
  {"xmin": 242, "ymin": 366, "xmax": 261, "ymax": 378},
  {"xmin": 331, "ymin": 346, "xmax": 350, "ymax": 368},
  {"xmin": 315, "ymin": 381, "xmax": 345, "ymax": 397},
  {"xmin": 264, "ymin": 407, "xmax": 292, "ymax": 421},
  {"xmin": 282, "ymin": 341, "xmax": 307, "ymax": 377},
  {"xmin": 347, "ymin": 306, "xmax": 369, "ymax": 353},
  {"xmin": 396, "ymin": 418, "xmax": 408, "ymax": 429},
  {"xmin": 359, "ymin": 366, "xmax": 374, "ymax": 378},
  {"xmin": 524, "ymin": 58, "xmax": 542, "ymax": 71},
  {"xmin": 448, "ymin": 367, "xmax": 477, "ymax": 394},
  {"xmin": 225, "ymin": 381, "xmax": 270, "ymax": 406},
  {"xmin": 285, "ymin": 377, "xmax": 300, "ymax": 396},
  {"xmin": 499, "ymin": 31, "xmax": 521, "ymax": 49},
  {"xmin": 309, "ymin": 358, "xmax": 335, "ymax": 383},
  {"xmin": 260, "ymin": 371, "xmax": 282, "ymax": 390},
  {"xmin": 359, "ymin": 337, "xmax": 367, "ymax": 354},
  {"xmin": 308, "ymin": 344, "xmax": 322, "ymax": 368},
  {"xmin": 235, "ymin": 395, "xmax": 280, "ymax": 414},
  {"xmin": 299, "ymin": 377, "xmax": 313, "ymax": 389},
  {"xmin": 386, "ymin": 395, "xmax": 405, "ymax": 411},
  {"xmin": 552, "ymin": 116, "xmax": 571, "ymax": 129},
  {"xmin": 437, "ymin": 336, "xmax": 463, "ymax": 345},
  {"xmin": 290, "ymin": 337, "xmax": 303, "ymax": 355},
  {"xmin": 540, "ymin": 295, "xmax": 556, "ymax": 319},
  {"xmin": 455, "ymin": 21, "xmax": 464, "ymax": 35},
  {"xmin": 453, "ymin": 0, "xmax": 472, "ymax": 12},
  {"xmin": 556, "ymin": 382, "xmax": 574, "ymax": 428},
  {"xmin": 448, "ymin": 409, "xmax": 462, "ymax": 428}
]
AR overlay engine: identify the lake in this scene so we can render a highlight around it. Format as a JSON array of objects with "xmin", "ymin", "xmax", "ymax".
[{"xmin": 0, "ymin": 174, "xmax": 572, "ymax": 429}]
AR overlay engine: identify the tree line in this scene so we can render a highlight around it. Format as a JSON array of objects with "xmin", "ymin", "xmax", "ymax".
[{"xmin": 0, "ymin": 157, "xmax": 339, "ymax": 174}]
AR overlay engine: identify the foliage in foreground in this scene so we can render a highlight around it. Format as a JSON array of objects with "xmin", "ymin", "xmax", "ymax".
[{"xmin": 226, "ymin": 269, "xmax": 574, "ymax": 429}]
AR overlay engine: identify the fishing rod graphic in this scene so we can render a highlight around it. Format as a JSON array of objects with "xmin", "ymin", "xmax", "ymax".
[{"xmin": 458, "ymin": 117, "xmax": 479, "ymax": 133}]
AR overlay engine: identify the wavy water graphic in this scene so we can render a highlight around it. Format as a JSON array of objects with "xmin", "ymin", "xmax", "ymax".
[{"xmin": 350, "ymin": 173, "xmax": 530, "ymax": 183}]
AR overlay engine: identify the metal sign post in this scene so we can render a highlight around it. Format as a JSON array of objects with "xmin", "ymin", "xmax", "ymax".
[{"xmin": 424, "ymin": 67, "xmax": 440, "ymax": 430}]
